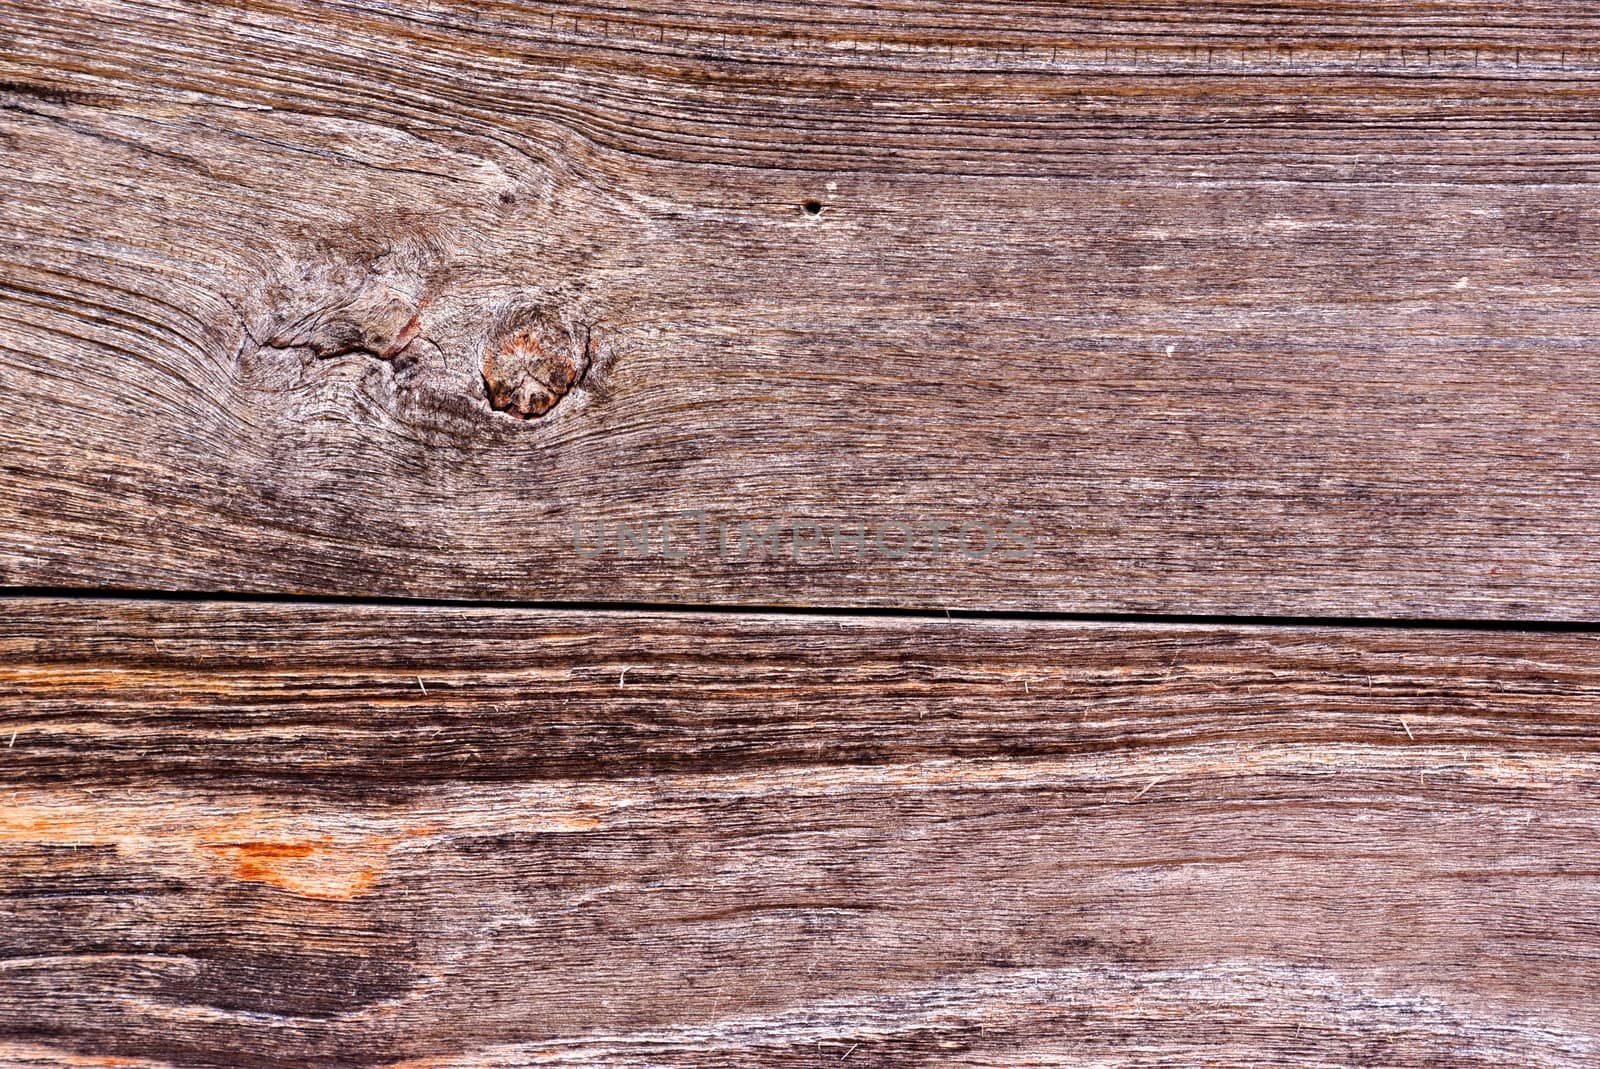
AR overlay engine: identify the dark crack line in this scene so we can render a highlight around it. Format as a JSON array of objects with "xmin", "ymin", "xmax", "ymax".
[{"xmin": 0, "ymin": 585, "xmax": 1595, "ymax": 633}]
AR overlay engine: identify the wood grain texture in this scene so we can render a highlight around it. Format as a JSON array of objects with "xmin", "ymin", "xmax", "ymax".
[
  {"xmin": 2, "ymin": 598, "xmax": 1599, "ymax": 1066},
  {"xmin": 4, "ymin": 2, "xmax": 1600, "ymax": 615}
]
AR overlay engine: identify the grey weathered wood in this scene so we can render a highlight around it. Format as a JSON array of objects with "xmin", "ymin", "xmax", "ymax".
[
  {"xmin": 4, "ymin": 3, "xmax": 1600, "ymax": 615},
  {"xmin": 2, "ymin": 598, "xmax": 1599, "ymax": 1066}
]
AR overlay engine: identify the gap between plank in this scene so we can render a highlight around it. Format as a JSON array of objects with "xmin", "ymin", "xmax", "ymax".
[{"xmin": 0, "ymin": 585, "xmax": 1594, "ymax": 634}]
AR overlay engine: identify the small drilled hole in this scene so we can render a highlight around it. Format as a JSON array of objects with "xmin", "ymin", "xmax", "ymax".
[{"xmin": 802, "ymin": 200, "xmax": 823, "ymax": 215}]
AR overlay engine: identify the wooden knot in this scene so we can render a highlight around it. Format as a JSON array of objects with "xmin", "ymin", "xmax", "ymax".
[
  {"xmin": 482, "ymin": 312, "xmax": 590, "ymax": 419},
  {"xmin": 265, "ymin": 282, "xmax": 426, "ymax": 363}
]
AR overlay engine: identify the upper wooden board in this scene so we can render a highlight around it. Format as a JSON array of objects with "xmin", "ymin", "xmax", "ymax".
[{"xmin": 4, "ymin": 2, "xmax": 1600, "ymax": 615}]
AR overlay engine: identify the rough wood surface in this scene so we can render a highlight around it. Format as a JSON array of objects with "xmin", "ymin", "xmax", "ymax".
[
  {"xmin": 1, "ymin": 598, "xmax": 1598, "ymax": 1066},
  {"xmin": 4, "ymin": 2, "xmax": 1600, "ymax": 615}
]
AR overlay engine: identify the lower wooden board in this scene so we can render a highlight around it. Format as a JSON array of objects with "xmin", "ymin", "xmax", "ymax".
[{"xmin": 0, "ymin": 599, "xmax": 1596, "ymax": 1066}]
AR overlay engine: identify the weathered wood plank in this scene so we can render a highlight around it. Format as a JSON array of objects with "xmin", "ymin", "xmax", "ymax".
[
  {"xmin": 2, "ymin": 598, "xmax": 1598, "ymax": 1066},
  {"xmin": 3, "ymin": 2, "xmax": 1600, "ymax": 614}
]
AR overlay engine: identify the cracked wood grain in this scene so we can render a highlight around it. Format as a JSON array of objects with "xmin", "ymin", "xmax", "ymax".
[
  {"xmin": 1, "ymin": 599, "xmax": 1599, "ymax": 1067},
  {"xmin": 3, "ymin": 2, "xmax": 1600, "ymax": 614}
]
